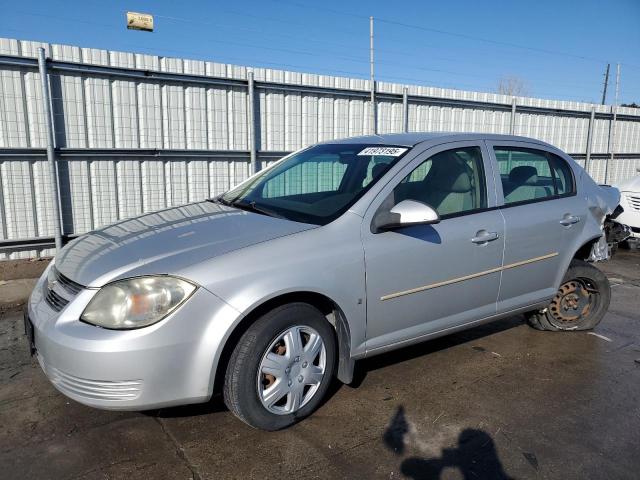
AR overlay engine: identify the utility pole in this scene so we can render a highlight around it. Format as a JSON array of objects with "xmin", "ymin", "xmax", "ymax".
[
  {"xmin": 605, "ymin": 63, "xmax": 621, "ymax": 184},
  {"xmin": 601, "ymin": 63, "xmax": 610, "ymax": 105},
  {"xmin": 370, "ymin": 16, "xmax": 376, "ymax": 135}
]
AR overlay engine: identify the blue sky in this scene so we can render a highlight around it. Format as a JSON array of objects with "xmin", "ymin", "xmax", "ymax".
[{"xmin": 1, "ymin": 0, "xmax": 639, "ymax": 104}]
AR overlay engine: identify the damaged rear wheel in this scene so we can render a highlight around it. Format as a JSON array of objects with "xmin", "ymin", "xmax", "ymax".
[{"xmin": 526, "ymin": 259, "xmax": 610, "ymax": 331}]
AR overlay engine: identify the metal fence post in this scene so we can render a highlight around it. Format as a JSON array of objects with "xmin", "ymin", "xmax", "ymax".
[
  {"xmin": 247, "ymin": 71, "xmax": 258, "ymax": 175},
  {"xmin": 37, "ymin": 47, "xmax": 63, "ymax": 252},
  {"xmin": 584, "ymin": 107, "xmax": 595, "ymax": 175},
  {"xmin": 402, "ymin": 87, "xmax": 409, "ymax": 133},
  {"xmin": 605, "ymin": 104, "xmax": 617, "ymax": 184},
  {"xmin": 506, "ymin": 98, "xmax": 517, "ymax": 170},
  {"xmin": 509, "ymin": 97, "xmax": 517, "ymax": 135}
]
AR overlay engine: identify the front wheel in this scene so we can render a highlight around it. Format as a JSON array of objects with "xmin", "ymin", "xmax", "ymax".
[
  {"xmin": 526, "ymin": 259, "xmax": 611, "ymax": 331},
  {"xmin": 223, "ymin": 303, "xmax": 336, "ymax": 430}
]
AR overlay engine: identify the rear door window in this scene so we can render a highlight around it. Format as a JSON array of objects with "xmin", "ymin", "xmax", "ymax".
[
  {"xmin": 549, "ymin": 154, "xmax": 575, "ymax": 195},
  {"xmin": 494, "ymin": 147, "xmax": 574, "ymax": 205}
]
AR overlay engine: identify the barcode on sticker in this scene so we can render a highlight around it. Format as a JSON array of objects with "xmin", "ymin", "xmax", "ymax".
[{"xmin": 357, "ymin": 147, "xmax": 408, "ymax": 157}]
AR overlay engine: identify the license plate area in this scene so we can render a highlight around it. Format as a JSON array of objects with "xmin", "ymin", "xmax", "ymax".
[{"xmin": 23, "ymin": 311, "xmax": 36, "ymax": 356}]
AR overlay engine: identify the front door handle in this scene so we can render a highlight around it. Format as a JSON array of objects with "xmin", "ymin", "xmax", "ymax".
[
  {"xmin": 560, "ymin": 214, "xmax": 581, "ymax": 226},
  {"xmin": 471, "ymin": 230, "xmax": 500, "ymax": 244}
]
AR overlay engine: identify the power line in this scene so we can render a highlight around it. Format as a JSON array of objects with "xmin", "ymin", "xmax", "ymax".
[
  {"xmin": 157, "ymin": 14, "xmax": 607, "ymax": 90},
  {"xmin": 143, "ymin": 10, "xmax": 605, "ymax": 88},
  {"xmin": 0, "ymin": 33, "xmax": 606, "ymax": 103},
  {"xmin": 2, "ymin": 7, "xmax": 625, "ymax": 102},
  {"xmin": 4, "ymin": 26, "xmax": 598, "ymax": 100},
  {"xmin": 0, "ymin": 35, "xmax": 607, "ymax": 102},
  {"xmin": 3, "ymin": 8, "xmax": 603, "ymax": 90},
  {"xmin": 275, "ymin": 0, "xmax": 610, "ymax": 65},
  {"xmin": 375, "ymin": 18, "xmax": 609, "ymax": 64},
  {"xmin": 40, "ymin": 0, "xmax": 622, "ymax": 73},
  {"xmin": 6, "ymin": 9, "xmax": 121, "ymax": 30},
  {"xmin": 1, "ymin": 9, "xmax": 369, "ymax": 64},
  {"xmin": 151, "ymin": 14, "xmax": 367, "ymax": 53}
]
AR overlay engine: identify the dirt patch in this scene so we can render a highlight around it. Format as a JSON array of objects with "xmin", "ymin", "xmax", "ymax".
[
  {"xmin": 0, "ymin": 278, "xmax": 38, "ymax": 315},
  {"xmin": 0, "ymin": 258, "xmax": 51, "ymax": 282}
]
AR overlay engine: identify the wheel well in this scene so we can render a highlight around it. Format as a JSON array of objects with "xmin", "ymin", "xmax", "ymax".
[
  {"xmin": 573, "ymin": 236, "xmax": 601, "ymax": 261},
  {"xmin": 212, "ymin": 292, "xmax": 353, "ymax": 394}
]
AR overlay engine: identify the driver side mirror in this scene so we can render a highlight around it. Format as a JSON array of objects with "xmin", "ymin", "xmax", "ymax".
[{"xmin": 373, "ymin": 199, "xmax": 440, "ymax": 233}]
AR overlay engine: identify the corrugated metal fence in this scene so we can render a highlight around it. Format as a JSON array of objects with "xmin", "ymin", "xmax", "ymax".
[{"xmin": 1, "ymin": 37, "xmax": 639, "ymax": 259}]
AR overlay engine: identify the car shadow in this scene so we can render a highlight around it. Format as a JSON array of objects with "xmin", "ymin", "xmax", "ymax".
[
  {"xmin": 146, "ymin": 395, "xmax": 227, "ymax": 418},
  {"xmin": 149, "ymin": 315, "xmax": 523, "ymax": 419},
  {"xmin": 350, "ymin": 315, "xmax": 524, "ymax": 387},
  {"xmin": 384, "ymin": 405, "xmax": 515, "ymax": 479},
  {"xmin": 395, "ymin": 224, "xmax": 443, "ymax": 244}
]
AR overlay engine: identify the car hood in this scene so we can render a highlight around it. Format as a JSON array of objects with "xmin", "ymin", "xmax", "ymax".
[
  {"xmin": 55, "ymin": 201, "xmax": 317, "ymax": 287},
  {"xmin": 615, "ymin": 175, "xmax": 640, "ymax": 193}
]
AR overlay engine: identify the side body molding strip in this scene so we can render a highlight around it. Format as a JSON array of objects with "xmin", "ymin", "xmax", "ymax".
[{"xmin": 380, "ymin": 252, "xmax": 558, "ymax": 301}]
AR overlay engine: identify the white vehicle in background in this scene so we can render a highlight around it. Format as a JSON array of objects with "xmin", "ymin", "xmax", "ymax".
[{"xmin": 615, "ymin": 171, "xmax": 640, "ymax": 249}]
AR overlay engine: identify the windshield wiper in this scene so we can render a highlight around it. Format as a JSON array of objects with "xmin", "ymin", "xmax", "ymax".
[
  {"xmin": 229, "ymin": 200, "xmax": 287, "ymax": 220},
  {"xmin": 208, "ymin": 196, "xmax": 232, "ymax": 206},
  {"xmin": 208, "ymin": 196, "xmax": 286, "ymax": 220}
]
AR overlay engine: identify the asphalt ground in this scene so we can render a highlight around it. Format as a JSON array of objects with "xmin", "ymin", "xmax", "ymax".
[{"xmin": 1, "ymin": 250, "xmax": 639, "ymax": 479}]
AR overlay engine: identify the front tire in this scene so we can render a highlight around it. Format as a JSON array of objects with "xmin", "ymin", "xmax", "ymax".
[
  {"xmin": 526, "ymin": 259, "xmax": 610, "ymax": 331},
  {"xmin": 223, "ymin": 303, "xmax": 336, "ymax": 430}
]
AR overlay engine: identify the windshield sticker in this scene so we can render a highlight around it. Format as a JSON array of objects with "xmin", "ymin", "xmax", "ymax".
[{"xmin": 357, "ymin": 147, "xmax": 408, "ymax": 157}]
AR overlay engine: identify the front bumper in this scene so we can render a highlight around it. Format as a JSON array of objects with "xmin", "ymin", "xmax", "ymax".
[{"xmin": 27, "ymin": 272, "xmax": 242, "ymax": 410}]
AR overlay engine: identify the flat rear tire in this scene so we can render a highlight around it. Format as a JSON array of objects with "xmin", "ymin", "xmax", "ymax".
[{"xmin": 526, "ymin": 259, "xmax": 610, "ymax": 331}]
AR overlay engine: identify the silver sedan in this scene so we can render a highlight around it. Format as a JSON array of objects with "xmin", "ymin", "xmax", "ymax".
[{"xmin": 27, "ymin": 133, "xmax": 619, "ymax": 430}]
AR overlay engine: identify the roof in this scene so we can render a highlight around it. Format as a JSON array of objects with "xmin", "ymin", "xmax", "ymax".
[{"xmin": 325, "ymin": 132, "xmax": 550, "ymax": 148}]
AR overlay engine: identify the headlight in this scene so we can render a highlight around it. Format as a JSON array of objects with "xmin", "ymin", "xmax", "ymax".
[{"xmin": 81, "ymin": 276, "xmax": 197, "ymax": 329}]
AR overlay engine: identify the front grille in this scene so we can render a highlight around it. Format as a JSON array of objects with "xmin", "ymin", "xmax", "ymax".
[
  {"xmin": 45, "ymin": 288, "xmax": 69, "ymax": 311},
  {"xmin": 51, "ymin": 268, "xmax": 84, "ymax": 295},
  {"xmin": 44, "ymin": 267, "xmax": 85, "ymax": 312},
  {"xmin": 627, "ymin": 194, "xmax": 640, "ymax": 212}
]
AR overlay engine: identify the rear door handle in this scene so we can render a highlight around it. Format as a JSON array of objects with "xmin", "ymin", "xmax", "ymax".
[
  {"xmin": 560, "ymin": 214, "xmax": 581, "ymax": 226},
  {"xmin": 471, "ymin": 230, "xmax": 500, "ymax": 244}
]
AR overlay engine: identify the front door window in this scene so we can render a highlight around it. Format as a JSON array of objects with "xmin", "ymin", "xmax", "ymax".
[{"xmin": 392, "ymin": 146, "xmax": 487, "ymax": 217}]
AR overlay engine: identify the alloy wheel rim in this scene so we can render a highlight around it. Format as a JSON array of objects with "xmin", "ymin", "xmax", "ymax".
[{"xmin": 257, "ymin": 325, "xmax": 327, "ymax": 415}]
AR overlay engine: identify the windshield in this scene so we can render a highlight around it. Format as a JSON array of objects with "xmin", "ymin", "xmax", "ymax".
[{"xmin": 220, "ymin": 144, "xmax": 411, "ymax": 225}]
